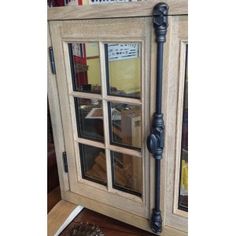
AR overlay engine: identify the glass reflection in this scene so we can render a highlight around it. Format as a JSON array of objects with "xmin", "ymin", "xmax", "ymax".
[
  {"xmin": 69, "ymin": 42, "xmax": 102, "ymax": 93},
  {"xmin": 79, "ymin": 144, "xmax": 107, "ymax": 185},
  {"xmin": 105, "ymin": 43, "xmax": 141, "ymax": 99},
  {"xmin": 108, "ymin": 102, "xmax": 142, "ymax": 149},
  {"xmin": 111, "ymin": 151, "xmax": 142, "ymax": 196},
  {"xmin": 74, "ymin": 98, "xmax": 104, "ymax": 142}
]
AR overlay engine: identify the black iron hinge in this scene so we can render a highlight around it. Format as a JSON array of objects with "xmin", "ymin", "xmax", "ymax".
[
  {"xmin": 62, "ymin": 151, "xmax": 68, "ymax": 173},
  {"xmin": 49, "ymin": 46, "xmax": 56, "ymax": 74}
]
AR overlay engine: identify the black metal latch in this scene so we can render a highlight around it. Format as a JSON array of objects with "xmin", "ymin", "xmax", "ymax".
[
  {"xmin": 146, "ymin": 2, "xmax": 169, "ymax": 234},
  {"xmin": 49, "ymin": 46, "xmax": 56, "ymax": 74},
  {"xmin": 147, "ymin": 113, "xmax": 165, "ymax": 160},
  {"xmin": 62, "ymin": 151, "xmax": 68, "ymax": 173}
]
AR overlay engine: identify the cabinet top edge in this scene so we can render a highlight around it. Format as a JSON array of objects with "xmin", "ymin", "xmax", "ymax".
[{"xmin": 48, "ymin": 0, "xmax": 188, "ymax": 21}]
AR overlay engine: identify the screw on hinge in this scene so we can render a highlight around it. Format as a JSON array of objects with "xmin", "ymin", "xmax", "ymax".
[
  {"xmin": 49, "ymin": 47, "xmax": 56, "ymax": 74},
  {"xmin": 62, "ymin": 151, "xmax": 68, "ymax": 173}
]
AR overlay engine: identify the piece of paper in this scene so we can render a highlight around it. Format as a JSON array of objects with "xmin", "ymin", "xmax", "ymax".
[{"xmin": 54, "ymin": 205, "xmax": 84, "ymax": 236}]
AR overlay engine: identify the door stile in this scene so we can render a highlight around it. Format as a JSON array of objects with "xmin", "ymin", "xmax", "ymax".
[{"xmin": 99, "ymin": 41, "xmax": 113, "ymax": 192}]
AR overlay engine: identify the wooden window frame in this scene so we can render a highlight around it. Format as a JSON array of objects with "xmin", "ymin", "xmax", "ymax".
[{"xmin": 48, "ymin": 17, "xmax": 152, "ymax": 219}]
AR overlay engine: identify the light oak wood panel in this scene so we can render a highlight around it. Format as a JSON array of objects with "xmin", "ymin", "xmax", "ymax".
[
  {"xmin": 105, "ymin": 95, "xmax": 142, "ymax": 105},
  {"xmin": 173, "ymin": 40, "xmax": 188, "ymax": 218},
  {"xmin": 100, "ymin": 41, "xmax": 113, "ymax": 192},
  {"xmin": 48, "ymin": 200, "xmax": 77, "ymax": 236},
  {"xmin": 48, "ymin": 0, "xmax": 188, "ymax": 21},
  {"xmin": 57, "ymin": 20, "xmax": 149, "ymax": 42},
  {"xmin": 70, "ymin": 91, "xmax": 102, "ymax": 100},
  {"xmin": 75, "ymin": 137, "xmax": 105, "ymax": 149},
  {"xmin": 161, "ymin": 15, "xmax": 188, "ymax": 232},
  {"xmin": 48, "ymin": 199, "xmax": 187, "ymax": 236},
  {"xmin": 108, "ymin": 144, "xmax": 142, "ymax": 158},
  {"xmin": 62, "ymin": 192, "xmax": 187, "ymax": 236},
  {"xmin": 49, "ymin": 17, "xmax": 151, "ymax": 220},
  {"xmin": 48, "ymin": 25, "xmax": 70, "ymax": 193},
  {"xmin": 49, "ymin": 21, "xmax": 81, "ymax": 199}
]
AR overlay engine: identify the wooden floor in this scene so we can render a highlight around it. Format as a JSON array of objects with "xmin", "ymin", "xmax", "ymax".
[{"xmin": 48, "ymin": 186, "xmax": 61, "ymax": 213}]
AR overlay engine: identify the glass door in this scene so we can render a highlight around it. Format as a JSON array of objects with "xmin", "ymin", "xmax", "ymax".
[
  {"xmin": 69, "ymin": 41, "xmax": 143, "ymax": 196},
  {"xmin": 49, "ymin": 17, "xmax": 152, "ymax": 218}
]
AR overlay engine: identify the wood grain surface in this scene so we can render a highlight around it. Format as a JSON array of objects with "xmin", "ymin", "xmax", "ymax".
[
  {"xmin": 59, "ymin": 208, "xmax": 155, "ymax": 236},
  {"xmin": 48, "ymin": 0, "xmax": 188, "ymax": 21},
  {"xmin": 48, "ymin": 200, "xmax": 77, "ymax": 236}
]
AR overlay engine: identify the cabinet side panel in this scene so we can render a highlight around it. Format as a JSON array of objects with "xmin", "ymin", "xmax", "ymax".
[
  {"xmin": 162, "ymin": 15, "xmax": 188, "ymax": 232},
  {"xmin": 48, "ymin": 24, "xmax": 70, "ymax": 193}
]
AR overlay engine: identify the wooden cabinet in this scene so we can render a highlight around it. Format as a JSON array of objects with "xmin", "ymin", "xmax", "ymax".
[{"xmin": 48, "ymin": 1, "xmax": 188, "ymax": 235}]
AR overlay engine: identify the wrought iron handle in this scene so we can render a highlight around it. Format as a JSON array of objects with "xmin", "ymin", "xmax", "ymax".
[
  {"xmin": 147, "ymin": 2, "xmax": 169, "ymax": 234},
  {"xmin": 147, "ymin": 113, "xmax": 164, "ymax": 160}
]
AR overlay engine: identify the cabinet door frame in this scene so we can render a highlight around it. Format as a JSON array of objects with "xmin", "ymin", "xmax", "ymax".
[
  {"xmin": 161, "ymin": 15, "xmax": 188, "ymax": 232},
  {"xmin": 49, "ymin": 17, "xmax": 152, "ymax": 218}
]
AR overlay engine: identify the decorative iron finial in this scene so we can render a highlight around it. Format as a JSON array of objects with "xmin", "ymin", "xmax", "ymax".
[{"xmin": 153, "ymin": 2, "xmax": 169, "ymax": 43}]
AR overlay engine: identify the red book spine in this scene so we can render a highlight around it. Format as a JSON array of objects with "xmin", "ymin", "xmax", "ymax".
[{"xmin": 54, "ymin": 0, "xmax": 65, "ymax": 6}]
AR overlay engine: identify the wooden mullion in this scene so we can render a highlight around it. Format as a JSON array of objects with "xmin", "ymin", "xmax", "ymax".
[
  {"xmin": 108, "ymin": 144, "xmax": 142, "ymax": 158},
  {"xmin": 75, "ymin": 137, "xmax": 105, "ymax": 149},
  {"xmin": 105, "ymin": 95, "xmax": 142, "ymax": 106},
  {"xmin": 70, "ymin": 91, "xmax": 102, "ymax": 100},
  {"xmin": 99, "ymin": 41, "xmax": 113, "ymax": 191}
]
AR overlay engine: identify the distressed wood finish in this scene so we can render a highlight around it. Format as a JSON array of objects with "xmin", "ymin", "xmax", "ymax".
[
  {"xmin": 48, "ymin": 200, "xmax": 187, "ymax": 236},
  {"xmin": 48, "ymin": 4, "xmax": 188, "ymax": 235},
  {"xmin": 48, "ymin": 25, "xmax": 69, "ymax": 194},
  {"xmin": 48, "ymin": 200, "xmax": 77, "ymax": 236},
  {"xmin": 48, "ymin": 0, "xmax": 188, "ymax": 21},
  {"xmin": 161, "ymin": 15, "xmax": 188, "ymax": 231},
  {"xmin": 62, "ymin": 192, "xmax": 187, "ymax": 236},
  {"xmin": 173, "ymin": 40, "xmax": 188, "ymax": 218},
  {"xmin": 49, "ymin": 17, "xmax": 152, "ymax": 220}
]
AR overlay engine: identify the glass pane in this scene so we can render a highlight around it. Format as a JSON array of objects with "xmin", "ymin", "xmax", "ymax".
[
  {"xmin": 79, "ymin": 144, "xmax": 107, "ymax": 185},
  {"xmin": 178, "ymin": 45, "xmax": 188, "ymax": 211},
  {"xmin": 105, "ymin": 43, "xmax": 141, "ymax": 99},
  {"xmin": 74, "ymin": 98, "xmax": 104, "ymax": 142},
  {"xmin": 108, "ymin": 102, "xmax": 142, "ymax": 149},
  {"xmin": 68, "ymin": 42, "xmax": 102, "ymax": 94},
  {"xmin": 111, "ymin": 151, "xmax": 142, "ymax": 196}
]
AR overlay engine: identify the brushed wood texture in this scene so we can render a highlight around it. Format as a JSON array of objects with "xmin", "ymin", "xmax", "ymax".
[
  {"xmin": 60, "ymin": 208, "xmax": 154, "ymax": 236},
  {"xmin": 48, "ymin": 200, "xmax": 77, "ymax": 236},
  {"xmin": 48, "ymin": 0, "xmax": 188, "ymax": 21},
  {"xmin": 161, "ymin": 15, "xmax": 188, "ymax": 231},
  {"xmin": 48, "ymin": 25, "xmax": 70, "ymax": 194},
  {"xmin": 49, "ymin": 17, "xmax": 151, "ymax": 219}
]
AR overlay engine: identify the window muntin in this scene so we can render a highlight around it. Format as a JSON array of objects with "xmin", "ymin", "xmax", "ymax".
[
  {"xmin": 69, "ymin": 41, "xmax": 143, "ymax": 198},
  {"xmin": 111, "ymin": 151, "xmax": 142, "ymax": 196},
  {"xmin": 79, "ymin": 143, "xmax": 107, "ymax": 185},
  {"xmin": 108, "ymin": 102, "xmax": 142, "ymax": 149},
  {"xmin": 104, "ymin": 43, "xmax": 141, "ymax": 99},
  {"xmin": 74, "ymin": 97, "xmax": 104, "ymax": 142},
  {"xmin": 68, "ymin": 42, "xmax": 102, "ymax": 94}
]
